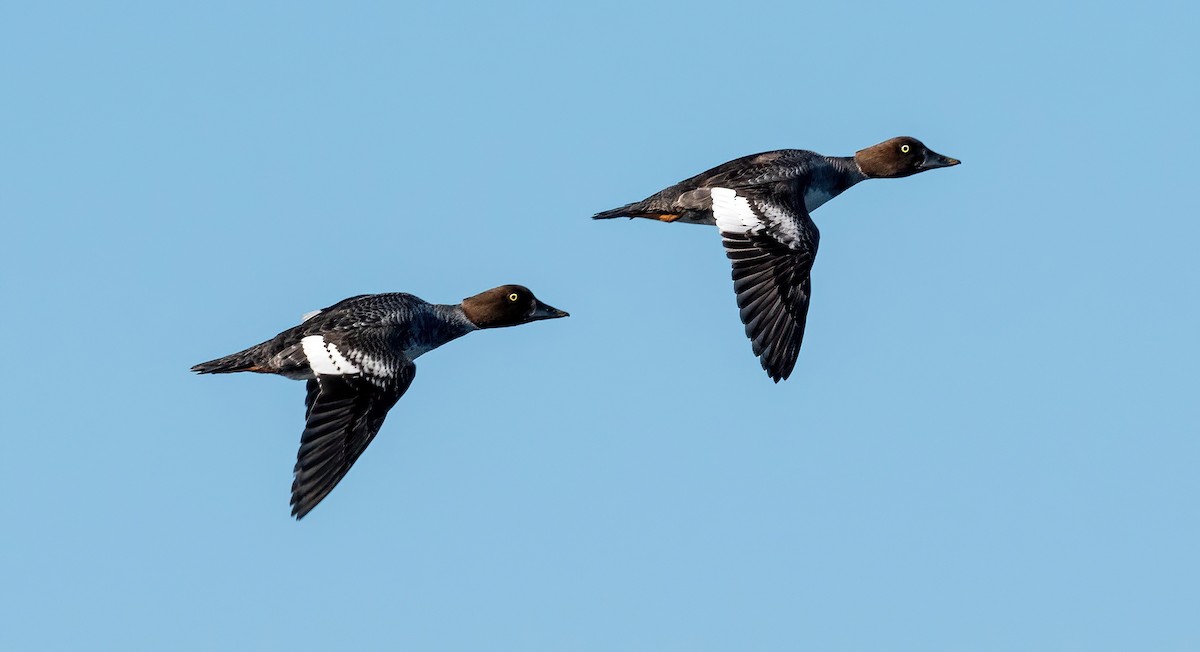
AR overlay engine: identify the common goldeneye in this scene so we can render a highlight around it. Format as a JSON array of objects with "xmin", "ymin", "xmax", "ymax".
[
  {"xmin": 593, "ymin": 136, "xmax": 959, "ymax": 382},
  {"xmin": 192, "ymin": 285, "xmax": 569, "ymax": 519}
]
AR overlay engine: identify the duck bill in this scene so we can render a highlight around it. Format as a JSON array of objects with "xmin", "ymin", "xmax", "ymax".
[
  {"xmin": 920, "ymin": 150, "xmax": 961, "ymax": 170},
  {"xmin": 529, "ymin": 300, "xmax": 569, "ymax": 321}
]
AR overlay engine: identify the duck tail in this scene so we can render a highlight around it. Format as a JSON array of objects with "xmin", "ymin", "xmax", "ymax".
[
  {"xmin": 592, "ymin": 202, "xmax": 640, "ymax": 220},
  {"xmin": 191, "ymin": 343, "xmax": 271, "ymax": 374},
  {"xmin": 592, "ymin": 201, "xmax": 685, "ymax": 223}
]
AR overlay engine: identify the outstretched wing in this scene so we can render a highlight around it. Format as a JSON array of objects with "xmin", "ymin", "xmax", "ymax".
[
  {"xmin": 711, "ymin": 185, "xmax": 820, "ymax": 382},
  {"xmin": 291, "ymin": 363, "xmax": 416, "ymax": 519}
]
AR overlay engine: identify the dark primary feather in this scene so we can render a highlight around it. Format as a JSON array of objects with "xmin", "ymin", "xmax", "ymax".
[
  {"xmin": 718, "ymin": 184, "xmax": 820, "ymax": 382},
  {"xmin": 291, "ymin": 366, "xmax": 417, "ymax": 519}
]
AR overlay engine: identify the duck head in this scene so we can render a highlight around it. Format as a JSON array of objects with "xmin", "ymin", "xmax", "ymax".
[
  {"xmin": 462, "ymin": 285, "xmax": 570, "ymax": 328},
  {"xmin": 855, "ymin": 137, "xmax": 960, "ymax": 179}
]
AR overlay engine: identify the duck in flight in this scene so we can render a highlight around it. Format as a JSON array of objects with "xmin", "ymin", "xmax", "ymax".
[
  {"xmin": 192, "ymin": 285, "xmax": 569, "ymax": 519},
  {"xmin": 593, "ymin": 136, "xmax": 959, "ymax": 382}
]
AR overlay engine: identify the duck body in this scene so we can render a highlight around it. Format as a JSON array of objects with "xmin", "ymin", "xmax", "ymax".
[
  {"xmin": 198, "ymin": 293, "xmax": 479, "ymax": 381},
  {"xmin": 192, "ymin": 285, "xmax": 568, "ymax": 519},
  {"xmin": 594, "ymin": 137, "xmax": 959, "ymax": 382},
  {"xmin": 593, "ymin": 149, "xmax": 864, "ymax": 225}
]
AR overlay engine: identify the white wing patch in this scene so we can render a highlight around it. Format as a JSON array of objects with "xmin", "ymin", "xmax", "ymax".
[
  {"xmin": 711, "ymin": 187, "xmax": 760, "ymax": 234},
  {"xmin": 301, "ymin": 335, "xmax": 361, "ymax": 375}
]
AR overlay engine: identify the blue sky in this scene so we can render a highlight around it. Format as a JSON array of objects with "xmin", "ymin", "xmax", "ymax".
[{"xmin": 3, "ymin": 1, "xmax": 1198, "ymax": 649}]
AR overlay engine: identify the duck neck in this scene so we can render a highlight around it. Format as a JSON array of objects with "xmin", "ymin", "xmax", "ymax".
[
  {"xmin": 438, "ymin": 304, "xmax": 480, "ymax": 329},
  {"xmin": 828, "ymin": 155, "xmax": 869, "ymax": 187},
  {"xmin": 802, "ymin": 156, "xmax": 868, "ymax": 212},
  {"xmin": 419, "ymin": 304, "xmax": 479, "ymax": 347}
]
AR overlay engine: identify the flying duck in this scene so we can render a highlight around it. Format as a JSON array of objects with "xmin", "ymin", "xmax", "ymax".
[
  {"xmin": 593, "ymin": 136, "xmax": 959, "ymax": 382},
  {"xmin": 192, "ymin": 285, "xmax": 569, "ymax": 519}
]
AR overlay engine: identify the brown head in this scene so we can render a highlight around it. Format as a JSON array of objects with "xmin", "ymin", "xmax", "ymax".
[
  {"xmin": 854, "ymin": 137, "xmax": 961, "ymax": 179},
  {"xmin": 461, "ymin": 284, "xmax": 570, "ymax": 329}
]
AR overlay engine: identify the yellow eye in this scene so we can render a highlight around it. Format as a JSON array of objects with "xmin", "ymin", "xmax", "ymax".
[
  {"xmin": 901, "ymin": 144, "xmax": 911, "ymax": 153},
  {"xmin": 508, "ymin": 293, "xmax": 520, "ymax": 302}
]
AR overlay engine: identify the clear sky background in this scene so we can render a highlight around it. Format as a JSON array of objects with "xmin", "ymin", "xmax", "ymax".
[{"xmin": 3, "ymin": 1, "xmax": 1198, "ymax": 650}]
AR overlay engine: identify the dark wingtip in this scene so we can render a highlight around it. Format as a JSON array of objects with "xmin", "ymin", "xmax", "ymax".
[
  {"xmin": 760, "ymin": 353, "xmax": 796, "ymax": 383},
  {"xmin": 290, "ymin": 488, "xmax": 317, "ymax": 520}
]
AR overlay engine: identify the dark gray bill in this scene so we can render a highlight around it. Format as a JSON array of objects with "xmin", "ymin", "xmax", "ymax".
[
  {"xmin": 921, "ymin": 150, "xmax": 961, "ymax": 170},
  {"xmin": 530, "ymin": 300, "xmax": 569, "ymax": 320}
]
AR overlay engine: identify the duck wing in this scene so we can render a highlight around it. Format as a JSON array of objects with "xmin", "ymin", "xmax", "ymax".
[
  {"xmin": 711, "ymin": 184, "xmax": 820, "ymax": 382},
  {"xmin": 290, "ymin": 348, "xmax": 417, "ymax": 519}
]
